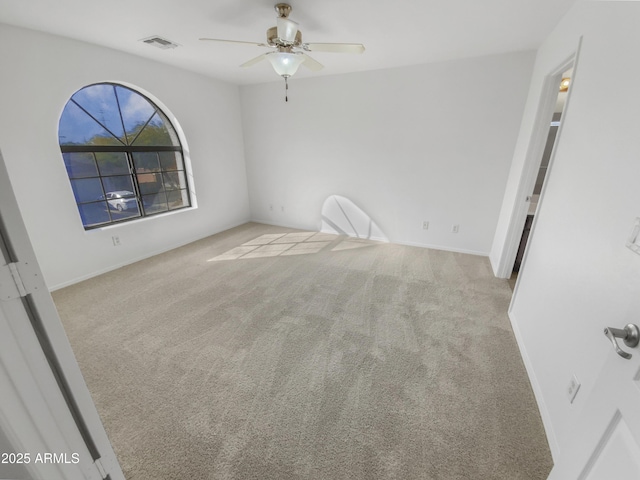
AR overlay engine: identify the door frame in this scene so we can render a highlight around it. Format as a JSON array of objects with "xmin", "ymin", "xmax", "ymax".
[
  {"xmin": 0, "ymin": 149, "xmax": 124, "ymax": 480},
  {"xmin": 494, "ymin": 45, "xmax": 581, "ymax": 280}
]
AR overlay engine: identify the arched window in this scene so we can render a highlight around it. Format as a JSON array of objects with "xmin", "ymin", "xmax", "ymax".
[{"xmin": 58, "ymin": 83, "xmax": 191, "ymax": 229}]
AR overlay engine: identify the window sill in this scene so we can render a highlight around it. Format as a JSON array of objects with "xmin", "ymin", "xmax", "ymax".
[{"xmin": 84, "ymin": 205, "xmax": 197, "ymax": 233}]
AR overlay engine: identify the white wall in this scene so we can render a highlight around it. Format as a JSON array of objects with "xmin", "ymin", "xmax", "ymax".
[
  {"xmin": 240, "ymin": 51, "xmax": 535, "ymax": 255},
  {"xmin": 495, "ymin": 1, "xmax": 640, "ymax": 458},
  {"xmin": 0, "ymin": 24, "xmax": 250, "ymax": 289}
]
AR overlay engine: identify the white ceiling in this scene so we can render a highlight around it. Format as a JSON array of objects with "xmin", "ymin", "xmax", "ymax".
[{"xmin": 0, "ymin": 0, "xmax": 578, "ymax": 85}]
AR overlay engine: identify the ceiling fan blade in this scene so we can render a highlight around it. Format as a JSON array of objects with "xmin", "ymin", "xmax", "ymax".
[
  {"xmin": 240, "ymin": 53, "xmax": 269, "ymax": 68},
  {"xmin": 301, "ymin": 54, "xmax": 324, "ymax": 72},
  {"xmin": 199, "ymin": 38, "xmax": 268, "ymax": 47},
  {"xmin": 276, "ymin": 17, "xmax": 299, "ymax": 43},
  {"xmin": 303, "ymin": 43, "xmax": 365, "ymax": 54}
]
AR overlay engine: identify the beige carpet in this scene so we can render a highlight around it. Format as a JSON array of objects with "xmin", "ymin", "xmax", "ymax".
[{"xmin": 52, "ymin": 222, "xmax": 552, "ymax": 479}]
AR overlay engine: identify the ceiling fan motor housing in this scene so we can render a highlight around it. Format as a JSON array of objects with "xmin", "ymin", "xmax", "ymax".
[{"xmin": 267, "ymin": 26, "xmax": 302, "ymax": 47}]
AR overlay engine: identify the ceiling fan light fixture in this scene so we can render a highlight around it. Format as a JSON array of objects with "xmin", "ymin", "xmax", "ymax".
[
  {"xmin": 200, "ymin": 2, "xmax": 364, "ymax": 98},
  {"xmin": 268, "ymin": 52, "xmax": 304, "ymax": 77}
]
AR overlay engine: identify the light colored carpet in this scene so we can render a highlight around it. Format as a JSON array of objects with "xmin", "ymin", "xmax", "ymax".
[{"xmin": 52, "ymin": 222, "xmax": 552, "ymax": 480}]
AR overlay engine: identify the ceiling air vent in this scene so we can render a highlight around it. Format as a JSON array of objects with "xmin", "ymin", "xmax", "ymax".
[{"xmin": 140, "ymin": 36, "xmax": 179, "ymax": 50}]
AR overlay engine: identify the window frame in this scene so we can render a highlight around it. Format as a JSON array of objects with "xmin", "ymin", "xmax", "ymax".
[{"xmin": 59, "ymin": 83, "xmax": 191, "ymax": 230}]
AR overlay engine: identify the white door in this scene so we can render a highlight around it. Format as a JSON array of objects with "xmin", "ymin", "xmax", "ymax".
[
  {"xmin": 0, "ymin": 150, "xmax": 125, "ymax": 480},
  {"xmin": 547, "ymin": 320, "xmax": 640, "ymax": 479}
]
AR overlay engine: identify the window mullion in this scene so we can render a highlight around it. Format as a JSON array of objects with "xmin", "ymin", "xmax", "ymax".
[
  {"xmin": 96, "ymin": 153, "xmax": 116, "ymax": 225},
  {"xmin": 128, "ymin": 111, "xmax": 157, "ymax": 147},
  {"xmin": 70, "ymin": 99, "xmax": 126, "ymax": 147},
  {"xmin": 127, "ymin": 151, "xmax": 145, "ymax": 218},
  {"xmin": 113, "ymin": 85, "xmax": 130, "ymax": 146}
]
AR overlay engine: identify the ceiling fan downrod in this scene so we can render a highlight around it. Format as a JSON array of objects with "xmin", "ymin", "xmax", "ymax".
[{"xmin": 275, "ymin": 3, "xmax": 292, "ymax": 18}]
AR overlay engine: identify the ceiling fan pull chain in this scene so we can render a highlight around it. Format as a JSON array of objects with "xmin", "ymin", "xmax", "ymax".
[{"xmin": 285, "ymin": 76, "xmax": 289, "ymax": 102}]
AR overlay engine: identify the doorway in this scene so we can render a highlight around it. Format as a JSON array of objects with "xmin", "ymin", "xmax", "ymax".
[{"xmin": 510, "ymin": 68, "xmax": 573, "ymax": 286}]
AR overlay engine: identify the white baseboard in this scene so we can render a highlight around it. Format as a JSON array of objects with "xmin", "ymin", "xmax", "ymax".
[
  {"xmin": 391, "ymin": 239, "xmax": 488, "ymax": 257},
  {"xmin": 508, "ymin": 308, "xmax": 560, "ymax": 461},
  {"xmin": 252, "ymin": 218, "xmax": 490, "ymax": 257},
  {"xmin": 49, "ymin": 219, "xmax": 249, "ymax": 291}
]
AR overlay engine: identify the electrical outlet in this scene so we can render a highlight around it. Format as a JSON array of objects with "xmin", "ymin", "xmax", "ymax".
[
  {"xmin": 112, "ymin": 236, "xmax": 121, "ymax": 246},
  {"xmin": 423, "ymin": 221, "xmax": 429, "ymax": 230},
  {"xmin": 566, "ymin": 374, "xmax": 581, "ymax": 403},
  {"xmin": 452, "ymin": 224, "xmax": 459, "ymax": 234}
]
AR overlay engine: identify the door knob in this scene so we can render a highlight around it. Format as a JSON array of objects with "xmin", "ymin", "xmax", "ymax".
[{"xmin": 604, "ymin": 324, "xmax": 640, "ymax": 359}]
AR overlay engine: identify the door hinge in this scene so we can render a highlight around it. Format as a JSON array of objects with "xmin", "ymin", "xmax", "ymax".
[
  {"xmin": 0, "ymin": 261, "xmax": 46, "ymax": 301},
  {"xmin": 94, "ymin": 458, "xmax": 108, "ymax": 479}
]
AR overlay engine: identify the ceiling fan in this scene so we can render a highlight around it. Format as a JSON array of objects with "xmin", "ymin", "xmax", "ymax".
[{"xmin": 200, "ymin": 3, "xmax": 365, "ymax": 100}]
